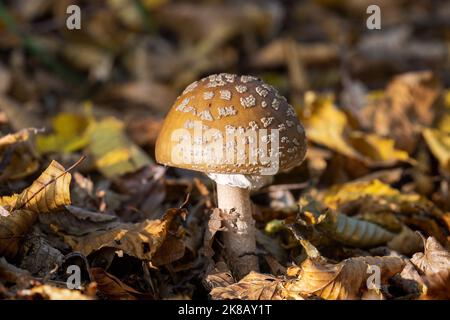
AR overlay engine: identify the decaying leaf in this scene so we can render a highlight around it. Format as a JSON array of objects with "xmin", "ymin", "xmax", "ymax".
[
  {"xmin": 90, "ymin": 267, "xmax": 153, "ymax": 300},
  {"xmin": 18, "ymin": 231, "xmax": 64, "ymax": 277},
  {"xmin": 152, "ymin": 235, "xmax": 186, "ymax": 266},
  {"xmin": 285, "ymin": 255, "xmax": 405, "ymax": 300},
  {"xmin": 62, "ymin": 208, "xmax": 184, "ymax": 261},
  {"xmin": 0, "ymin": 210, "xmax": 36, "ymax": 259},
  {"xmin": 210, "ymin": 271, "xmax": 286, "ymax": 300},
  {"xmin": 39, "ymin": 205, "xmax": 120, "ymax": 237}
]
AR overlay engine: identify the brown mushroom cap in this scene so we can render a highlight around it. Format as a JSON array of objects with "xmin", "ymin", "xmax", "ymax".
[{"xmin": 155, "ymin": 73, "xmax": 307, "ymax": 175}]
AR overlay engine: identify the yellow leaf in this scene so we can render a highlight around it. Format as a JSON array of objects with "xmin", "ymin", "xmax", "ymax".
[
  {"xmin": 298, "ymin": 92, "xmax": 409, "ymax": 165},
  {"xmin": 321, "ymin": 179, "xmax": 437, "ymax": 215},
  {"xmin": 12, "ymin": 160, "xmax": 72, "ymax": 213},
  {"xmin": 36, "ymin": 113, "xmax": 91, "ymax": 154},
  {"xmin": 423, "ymin": 128, "xmax": 450, "ymax": 171},
  {"xmin": 299, "ymin": 92, "xmax": 361, "ymax": 160},
  {"xmin": 88, "ymin": 117, "xmax": 153, "ymax": 177},
  {"xmin": 349, "ymin": 132, "xmax": 410, "ymax": 164}
]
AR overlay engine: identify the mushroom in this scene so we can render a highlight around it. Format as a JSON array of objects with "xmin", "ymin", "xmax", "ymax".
[{"xmin": 155, "ymin": 73, "xmax": 307, "ymax": 278}]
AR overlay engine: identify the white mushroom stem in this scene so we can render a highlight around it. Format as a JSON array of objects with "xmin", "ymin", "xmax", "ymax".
[{"xmin": 216, "ymin": 183, "xmax": 259, "ymax": 279}]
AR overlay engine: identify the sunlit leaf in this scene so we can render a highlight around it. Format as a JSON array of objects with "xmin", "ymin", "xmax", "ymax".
[
  {"xmin": 210, "ymin": 271, "xmax": 286, "ymax": 300},
  {"xmin": 285, "ymin": 255, "xmax": 404, "ymax": 300}
]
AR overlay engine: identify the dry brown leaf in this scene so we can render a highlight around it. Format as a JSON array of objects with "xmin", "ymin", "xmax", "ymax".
[
  {"xmin": 399, "ymin": 236, "xmax": 450, "ymax": 299},
  {"xmin": 364, "ymin": 71, "xmax": 441, "ymax": 153},
  {"xmin": 90, "ymin": 267, "xmax": 153, "ymax": 300},
  {"xmin": 210, "ymin": 271, "xmax": 286, "ymax": 300},
  {"xmin": 39, "ymin": 205, "xmax": 120, "ymax": 236},
  {"xmin": 152, "ymin": 236, "xmax": 186, "ymax": 266},
  {"xmin": 0, "ymin": 128, "xmax": 40, "ymax": 181},
  {"xmin": 0, "ymin": 160, "xmax": 72, "ymax": 258},
  {"xmin": 412, "ymin": 237, "xmax": 450, "ymax": 274},
  {"xmin": 322, "ymin": 210, "xmax": 395, "ymax": 248},
  {"xmin": 0, "ymin": 210, "xmax": 36, "ymax": 259},
  {"xmin": 62, "ymin": 208, "xmax": 184, "ymax": 261},
  {"xmin": 204, "ymin": 261, "xmax": 235, "ymax": 291},
  {"xmin": 0, "ymin": 160, "xmax": 72, "ymax": 213},
  {"xmin": 285, "ymin": 256, "xmax": 405, "ymax": 300},
  {"xmin": 387, "ymin": 226, "xmax": 424, "ymax": 256},
  {"xmin": 0, "ymin": 257, "xmax": 32, "ymax": 285},
  {"xmin": 18, "ymin": 285, "xmax": 93, "ymax": 300},
  {"xmin": 18, "ymin": 232, "xmax": 64, "ymax": 277}
]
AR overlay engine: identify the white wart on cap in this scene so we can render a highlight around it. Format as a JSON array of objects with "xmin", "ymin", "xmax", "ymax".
[{"xmin": 155, "ymin": 73, "xmax": 307, "ymax": 180}]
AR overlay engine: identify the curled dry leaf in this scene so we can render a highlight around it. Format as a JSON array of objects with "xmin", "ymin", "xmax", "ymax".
[
  {"xmin": 387, "ymin": 226, "xmax": 424, "ymax": 256},
  {"xmin": 410, "ymin": 237, "xmax": 450, "ymax": 299},
  {"xmin": 321, "ymin": 210, "xmax": 395, "ymax": 248},
  {"xmin": 285, "ymin": 255, "xmax": 405, "ymax": 300},
  {"xmin": 210, "ymin": 271, "xmax": 286, "ymax": 300},
  {"xmin": 90, "ymin": 267, "xmax": 154, "ymax": 300},
  {"xmin": 299, "ymin": 198, "xmax": 395, "ymax": 248},
  {"xmin": 399, "ymin": 236, "xmax": 450, "ymax": 299},
  {"xmin": 0, "ymin": 160, "xmax": 72, "ymax": 258},
  {"xmin": 62, "ymin": 208, "xmax": 184, "ymax": 261},
  {"xmin": 0, "ymin": 160, "xmax": 72, "ymax": 213},
  {"xmin": 411, "ymin": 236, "xmax": 450, "ymax": 273}
]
